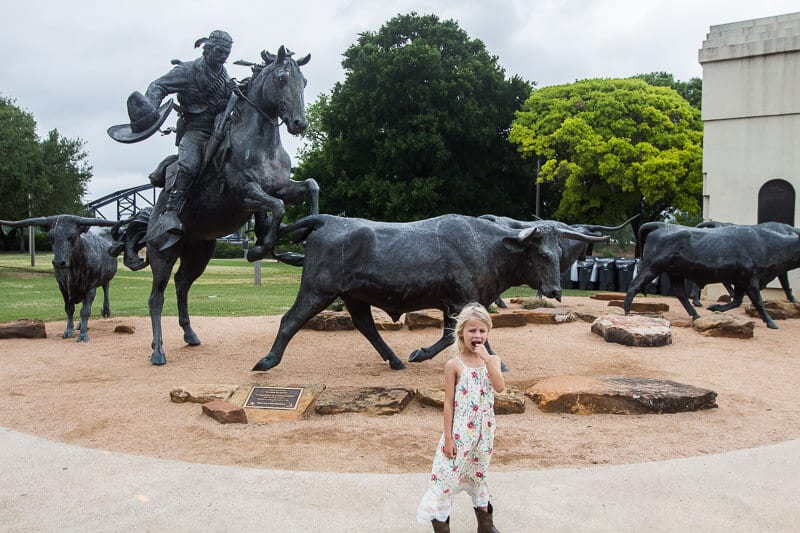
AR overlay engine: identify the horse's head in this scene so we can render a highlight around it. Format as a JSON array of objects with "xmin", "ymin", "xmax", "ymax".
[{"xmin": 248, "ymin": 45, "xmax": 310, "ymax": 135}]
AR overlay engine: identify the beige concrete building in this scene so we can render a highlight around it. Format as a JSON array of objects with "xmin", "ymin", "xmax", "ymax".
[{"xmin": 699, "ymin": 12, "xmax": 800, "ymax": 297}]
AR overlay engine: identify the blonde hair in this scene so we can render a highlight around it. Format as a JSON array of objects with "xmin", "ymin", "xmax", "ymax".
[{"xmin": 453, "ymin": 302, "xmax": 492, "ymax": 354}]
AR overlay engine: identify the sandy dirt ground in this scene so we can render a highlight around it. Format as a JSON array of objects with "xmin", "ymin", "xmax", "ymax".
[{"xmin": 1, "ymin": 295, "xmax": 798, "ymax": 473}]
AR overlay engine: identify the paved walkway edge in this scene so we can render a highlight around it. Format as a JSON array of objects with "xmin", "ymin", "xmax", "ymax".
[{"xmin": 1, "ymin": 426, "xmax": 798, "ymax": 532}]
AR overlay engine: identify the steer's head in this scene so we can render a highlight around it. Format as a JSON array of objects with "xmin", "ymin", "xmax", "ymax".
[
  {"xmin": 503, "ymin": 223, "xmax": 610, "ymax": 301},
  {"xmin": 0, "ymin": 215, "xmax": 117, "ymax": 269}
]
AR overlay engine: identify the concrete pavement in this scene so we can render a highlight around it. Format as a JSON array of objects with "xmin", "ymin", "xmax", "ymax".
[{"xmin": 1, "ymin": 426, "xmax": 798, "ymax": 532}]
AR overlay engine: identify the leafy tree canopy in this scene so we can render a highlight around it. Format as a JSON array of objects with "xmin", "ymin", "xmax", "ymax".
[
  {"xmin": 0, "ymin": 95, "xmax": 92, "ymax": 220},
  {"xmin": 294, "ymin": 12, "xmax": 534, "ymax": 221},
  {"xmin": 508, "ymin": 78, "xmax": 703, "ymax": 235},
  {"xmin": 633, "ymin": 71, "xmax": 702, "ymax": 110}
]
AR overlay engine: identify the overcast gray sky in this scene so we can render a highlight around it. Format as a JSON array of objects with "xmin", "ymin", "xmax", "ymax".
[{"xmin": 1, "ymin": 0, "xmax": 798, "ymax": 214}]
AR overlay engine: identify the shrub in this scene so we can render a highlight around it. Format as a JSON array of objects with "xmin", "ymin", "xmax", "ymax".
[{"xmin": 213, "ymin": 240, "xmax": 245, "ymax": 259}]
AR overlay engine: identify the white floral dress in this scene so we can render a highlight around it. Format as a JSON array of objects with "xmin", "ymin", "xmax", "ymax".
[{"xmin": 417, "ymin": 356, "xmax": 496, "ymax": 523}]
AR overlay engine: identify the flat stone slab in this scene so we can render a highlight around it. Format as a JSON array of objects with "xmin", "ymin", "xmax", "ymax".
[
  {"xmin": 315, "ymin": 386, "xmax": 415, "ymax": 416},
  {"xmin": 513, "ymin": 308, "xmax": 578, "ymax": 324},
  {"xmin": 170, "ymin": 384, "xmax": 239, "ymax": 404},
  {"xmin": 591, "ymin": 292, "xmax": 628, "ymax": 301},
  {"xmin": 202, "ymin": 400, "xmax": 247, "ymax": 424},
  {"xmin": 405, "ymin": 310, "xmax": 443, "ymax": 330},
  {"xmin": 608, "ymin": 300, "xmax": 670, "ymax": 313},
  {"xmin": 525, "ymin": 375, "xmax": 718, "ymax": 414},
  {"xmin": 745, "ymin": 300, "xmax": 800, "ymax": 320},
  {"xmin": 693, "ymin": 313, "xmax": 755, "ymax": 338},
  {"xmin": 490, "ymin": 312, "xmax": 528, "ymax": 328},
  {"xmin": 591, "ymin": 314, "xmax": 672, "ymax": 347},
  {"xmin": 229, "ymin": 384, "xmax": 324, "ymax": 423},
  {"xmin": 0, "ymin": 319, "xmax": 46, "ymax": 339},
  {"xmin": 416, "ymin": 386, "xmax": 525, "ymax": 414}
]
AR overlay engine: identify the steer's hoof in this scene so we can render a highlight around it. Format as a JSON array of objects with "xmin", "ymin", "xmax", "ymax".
[
  {"xmin": 63, "ymin": 329, "xmax": 75, "ymax": 339},
  {"xmin": 76, "ymin": 333, "xmax": 89, "ymax": 343},
  {"xmin": 408, "ymin": 349, "xmax": 431, "ymax": 363},
  {"xmin": 184, "ymin": 331, "xmax": 201, "ymax": 346},
  {"xmin": 151, "ymin": 351, "xmax": 166, "ymax": 365},
  {"xmin": 252, "ymin": 354, "xmax": 280, "ymax": 371}
]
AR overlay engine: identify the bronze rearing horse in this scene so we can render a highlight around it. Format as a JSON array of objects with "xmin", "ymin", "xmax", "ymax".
[{"xmin": 116, "ymin": 45, "xmax": 317, "ymax": 365}]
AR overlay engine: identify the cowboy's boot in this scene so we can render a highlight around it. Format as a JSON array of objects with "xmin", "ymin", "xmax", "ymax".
[
  {"xmin": 144, "ymin": 171, "xmax": 189, "ymax": 248},
  {"xmin": 431, "ymin": 517, "xmax": 450, "ymax": 533},
  {"xmin": 474, "ymin": 502, "xmax": 499, "ymax": 533}
]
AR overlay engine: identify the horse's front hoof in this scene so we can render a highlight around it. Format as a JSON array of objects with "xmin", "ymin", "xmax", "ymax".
[
  {"xmin": 184, "ymin": 331, "xmax": 201, "ymax": 346},
  {"xmin": 500, "ymin": 361, "xmax": 510, "ymax": 372},
  {"xmin": 707, "ymin": 304, "xmax": 721, "ymax": 312},
  {"xmin": 151, "ymin": 351, "xmax": 166, "ymax": 365},
  {"xmin": 408, "ymin": 349, "xmax": 431, "ymax": 363},
  {"xmin": 767, "ymin": 321, "xmax": 780, "ymax": 330},
  {"xmin": 390, "ymin": 360, "xmax": 407, "ymax": 370},
  {"xmin": 252, "ymin": 354, "xmax": 280, "ymax": 371}
]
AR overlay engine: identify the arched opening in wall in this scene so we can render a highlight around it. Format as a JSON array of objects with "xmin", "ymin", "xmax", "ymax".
[{"xmin": 758, "ymin": 179, "xmax": 795, "ymax": 225}]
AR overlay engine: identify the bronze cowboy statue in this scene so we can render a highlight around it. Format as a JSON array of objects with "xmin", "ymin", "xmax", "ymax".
[{"xmin": 108, "ymin": 30, "xmax": 235, "ymax": 249}]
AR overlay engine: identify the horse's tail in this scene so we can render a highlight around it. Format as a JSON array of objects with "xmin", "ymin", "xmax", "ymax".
[{"xmin": 110, "ymin": 207, "xmax": 152, "ymax": 271}]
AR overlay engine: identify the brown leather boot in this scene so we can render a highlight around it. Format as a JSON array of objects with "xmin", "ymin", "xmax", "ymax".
[
  {"xmin": 474, "ymin": 502, "xmax": 499, "ymax": 533},
  {"xmin": 431, "ymin": 516, "xmax": 450, "ymax": 533}
]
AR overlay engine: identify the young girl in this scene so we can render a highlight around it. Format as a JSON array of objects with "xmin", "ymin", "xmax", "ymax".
[{"xmin": 416, "ymin": 303, "xmax": 506, "ymax": 533}]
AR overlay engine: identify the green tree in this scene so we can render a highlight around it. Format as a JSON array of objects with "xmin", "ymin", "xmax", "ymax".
[
  {"xmin": 294, "ymin": 13, "xmax": 535, "ymax": 221},
  {"xmin": 633, "ymin": 72, "xmax": 702, "ymax": 110},
  {"xmin": 508, "ymin": 78, "xmax": 703, "ymax": 237},
  {"xmin": 0, "ymin": 95, "xmax": 92, "ymax": 249}
]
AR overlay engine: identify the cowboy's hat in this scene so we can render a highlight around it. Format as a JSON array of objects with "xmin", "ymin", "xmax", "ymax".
[{"xmin": 108, "ymin": 91, "xmax": 173, "ymax": 144}]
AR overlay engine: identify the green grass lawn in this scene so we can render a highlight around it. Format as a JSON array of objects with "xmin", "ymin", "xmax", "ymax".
[{"xmin": 0, "ymin": 252, "xmax": 594, "ymax": 322}]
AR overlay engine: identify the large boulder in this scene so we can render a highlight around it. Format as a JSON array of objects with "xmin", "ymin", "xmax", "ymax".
[
  {"xmin": 591, "ymin": 314, "xmax": 672, "ymax": 347},
  {"xmin": 315, "ymin": 386, "xmax": 415, "ymax": 416},
  {"xmin": 692, "ymin": 313, "xmax": 755, "ymax": 338},
  {"xmin": 745, "ymin": 300, "xmax": 800, "ymax": 320},
  {"xmin": 526, "ymin": 375, "xmax": 718, "ymax": 414}
]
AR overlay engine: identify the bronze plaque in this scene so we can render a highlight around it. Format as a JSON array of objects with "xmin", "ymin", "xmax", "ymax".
[{"xmin": 244, "ymin": 386, "xmax": 304, "ymax": 410}]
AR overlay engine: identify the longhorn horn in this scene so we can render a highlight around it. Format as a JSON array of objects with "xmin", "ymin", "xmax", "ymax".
[
  {"xmin": 0, "ymin": 216, "xmax": 53, "ymax": 228},
  {"xmin": 277, "ymin": 45, "xmax": 286, "ymax": 63},
  {"xmin": 296, "ymin": 53, "xmax": 310, "ymax": 66},
  {"xmin": 579, "ymin": 213, "xmax": 640, "ymax": 233},
  {"xmin": 69, "ymin": 216, "xmax": 118, "ymax": 227},
  {"xmin": 557, "ymin": 227, "xmax": 610, "ymax": 243}
]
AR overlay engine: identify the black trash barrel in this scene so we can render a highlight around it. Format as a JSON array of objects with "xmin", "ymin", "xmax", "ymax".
[
  {"xmin": 576, "ymin": 258, "xmax": 597, "ymax": 291},
  {"xmin": 595, "ymin": 258, "xmax": 617, "ymax": 291},
  {"xmin": 560, "ymin": 269, "xmax": 573, "ymax": 291},
  {"xmin": 614, "ymin": 258, "xmax": 636, "ymax": 292}
]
